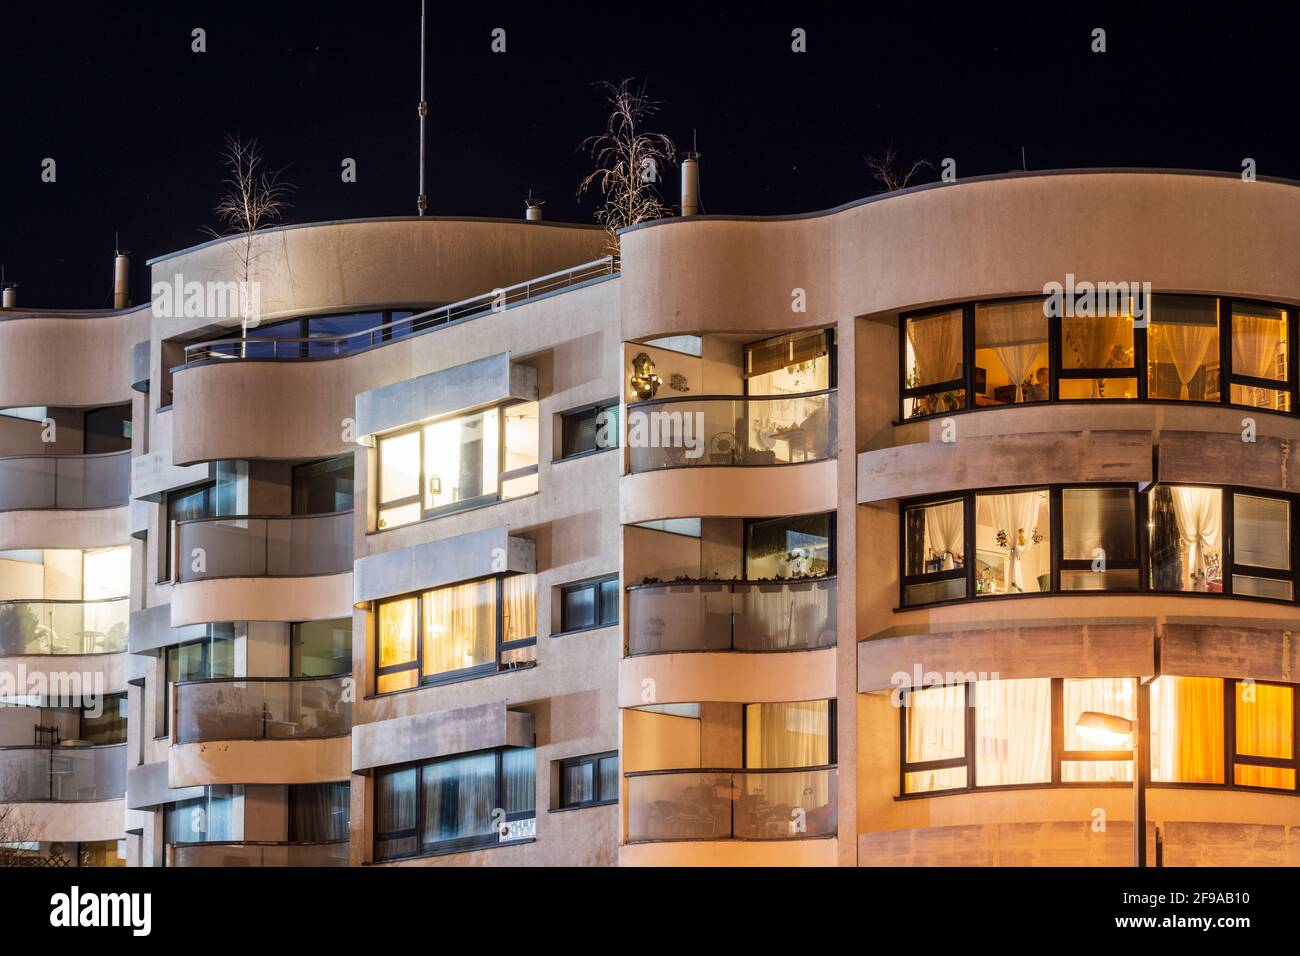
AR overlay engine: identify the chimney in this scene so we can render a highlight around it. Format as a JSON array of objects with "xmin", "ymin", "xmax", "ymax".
[
  {"xmin": 680, "ymin": 152, "xmax": 700, "ymax": 217},
  {"xmin": 113, "ymin": 246, "xmax": 130, "ymax": 309},
  {"xmin": 1, "ymin": 283, "xmax": 15, "ymax": 309},
  {"xmin": 524, "ymin": 192, "xmax": 544, "ymax": 222}
]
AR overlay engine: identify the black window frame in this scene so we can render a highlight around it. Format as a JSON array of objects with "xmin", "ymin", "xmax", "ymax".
[
  {"xmin": 372, "ymin": 574, "xmax": 537, "ymax": 694},
  {"xmin": 898, "ymin": 293, "xmax": 1298, "ymax": 422},
  {"xmin": 154, "ymin": 626, "xmax": 235, "ymax": 740},
  {"xmin": 374, "ymin": 400, "xmax": 539, "ymax": 531},
  {"xmin": 161, "ymin": 480, "xmax": 216, "ymax": 583},
  {"xmin": 373, "ymin": 746, "xmax": 536, "ymax": 861},
  {"xmin": 557, "ymin": 574, "xmax": 620, "ymax": 635},
  {"xmin": 558, "ymin": 400, "xmax": 620, "ymax": 461},
  {"xmin": 741, "ymin": 511, "xmax": 837, "ymax": 580},
  {"xmin": 898, "ymin": 482, "xmax": 1300, "ymax": 609},
  {"xmin": 1227, "ymin": 679, "xmax": 1300, "ymax": 792},
  {"xmin": 556, "ymin": 750, "xmax": 619, "ymax": 809}
]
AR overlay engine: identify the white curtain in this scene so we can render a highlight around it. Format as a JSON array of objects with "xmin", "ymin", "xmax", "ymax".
[
  {"xmin": 978, "ymin": 301, "xmax": 1044, "ymax": 402},
  {"xmin": 1063, "ymin": 314, "xmax": 1126, "ymax": 396},
  {"xmin": 1170, "ymin": 487, "xmax": 1222, "ymax": 589},
  {"xmin": 988, "ymin": 492, "xmax": 1042, "ymax": 592},
  {"xmin": 1156, "ymin": 322, "xmax": 1216, "ymax": 400},
  {"xmin": 1063, "ymin": 678, "xmax": 1134, "ymax": 783},
  {"xmin": 973, "ymin": 679, "xmax": 1050, "ymax": 786},
  {"xmin": 923, "ymin": 500, "xmax": 964, "ymax": 570},
  {"xmin": 905, "ymin": 685, "xmax": 965, "ymax": 792},
  {"xmin": 907, "ymin": 310, "xmax": 962, "ymax": 386},
  {"xmin": 1232, "ymin": 311, "xmax": 1285, "ymax": 407}
]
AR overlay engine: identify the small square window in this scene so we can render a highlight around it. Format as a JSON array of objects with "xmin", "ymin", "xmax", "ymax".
[
  {"xmin": 557, "ymin": 751, "xmax": 618, "ymax": 809},
  {"xmin": 558, "ymin": 575, "xmax": 619, "ymax": 634}
]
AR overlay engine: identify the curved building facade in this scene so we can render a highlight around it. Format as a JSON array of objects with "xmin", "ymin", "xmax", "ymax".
[{"xmin": 9, "ymin": 171, "xmax": 1297, "ymax": 867}]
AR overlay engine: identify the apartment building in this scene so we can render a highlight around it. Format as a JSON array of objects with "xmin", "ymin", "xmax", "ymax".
[{"xmin": 4, "ymin": 169, "xmax": 1300, "ymax": 867}]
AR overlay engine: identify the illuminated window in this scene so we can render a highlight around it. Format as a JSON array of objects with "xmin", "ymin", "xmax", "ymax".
[
  {"xmin": 1233, "ymin": 681, "xmax": 1296, "ymax": 790},
  {"xmin": 1229, "ymin": 304, "xmax": 1290, "ymax": 412},
  {"xmin": 1150, "ymin": 676, "xmax": 1224, "ymax": 784},
  {"xmin": 1059, "ymin": 307, "xmax": 1137, "ymax": 399},
  {"xmin": 974, "ymin": 299, "xmax": 1049, "ymax": 406},
  {"xmin": 1147, "ymin": 295, "xmax": 1220, "ymax": 402},
  {"xmin": 1232, "ymin": 493, "xmax": 1292, "ymax": 600},
  {"xmin": 375, "ymin": 402, "xmax": 538, "ymax": 530},
  {"xmin": 902, "ymin": 684, "xmax": 967, "ymax": 793},
  {"xmin": 902, "ymin": 308, "xmax": 965, "ymax": 419},
  {"xmin": 1061, "ymin": 678, "xmax": 1135, "ymax": 782},
  {"xmin": 374, "ymin": 574, "xmax": 536, "ymax": 693},
  {"xmin": 974, "ymin": 489, "xmax": 1050, "ymax": 596},
  {"xmin": 1149, "ymin": 486, "xmax": 1223, "ymax": 593}
]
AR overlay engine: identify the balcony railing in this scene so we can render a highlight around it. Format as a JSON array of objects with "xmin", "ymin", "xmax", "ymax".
[
  {"xmin": 174, "ymin": 511, "xmax": 353, "ymax": 583},
  {"xmin": 0, "ymin": 744, "xmax": 127, "ymax": 802},
  {"xmin": 171, "ymin": 840, "xmax": 349, "ymax": 867},
  {"xmin": 181, "ymin": 257, "xmax": 619, "ymax": 365},
  {"xmin": 174, "ymin": 675, "xmax": 353, "ymax": 744},
  {"xmin": 626, "ymin": 578, "xmax": 836, "ymax": 655},
  {"xmin": 625, "ymin": 767, "xmax": 838, "ymax": 842},
  {"xmin": 0, "ymin": 597, "xmax": 129, "ymax": 656},
  {"xmin": 0, "ymin": 450, "xmax": 130, "ymax": 511},
  {"xmin": 626, "ymin": 390, "xmax": 836, "ymax": 473}
]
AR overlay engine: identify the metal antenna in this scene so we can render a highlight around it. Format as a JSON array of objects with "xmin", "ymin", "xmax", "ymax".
[
  {"xmin": 417, "ymin": 0, "xmax": 429, "ymax": 216},
  {"xmin": 1021, "ymin": 146, "xmax": 1027, "ymax": 171}
]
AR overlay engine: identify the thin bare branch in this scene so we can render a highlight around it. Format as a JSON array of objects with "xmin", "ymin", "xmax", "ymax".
[{"xmin": 865, "ymin": 142, "xmax": 932, "ymax": 192}]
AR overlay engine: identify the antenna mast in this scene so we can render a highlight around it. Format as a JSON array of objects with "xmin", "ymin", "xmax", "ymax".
[{"xmin": 417, "ymin": 0, "xmax": 429, "ymax": 215}]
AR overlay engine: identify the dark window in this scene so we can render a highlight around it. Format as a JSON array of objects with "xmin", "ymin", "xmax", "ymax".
[
  {"xmin": 155, "ymin": 627, "xmax": 234, "ymax": 738},
  {"xmin": 287, "ymin": 782, "xmax": 351, "ymax": 841},
  {"xmin": 163, "ymin": 482, "xmax": 215, "ymax": 582},
  {"xmin": 292, "ymin": 456, "xmax": 354, "ymax": 515},
  {"xmin": 558, "ymin": 751, "xmax": 618, "ymax": 809},
  {"xmin": 559, "ymin": 574, "xmax": 619, "ymax": 633},
  {"xmin": 744, "ymin": 512, "xmax": 834, "ymax": 580},
  {"xmin": 82, "ymin": 405, "xmax": 132, "ymax": 454},
  {"xmin": 165, "ymin": 786, "xmax": 236, "ymax": 845},
  {"xmin": 291, "ymin": 619, "xmax": 352, "ymax": 677},
  {"xmin": 560, "ymin": 402, "xmax": 619, "ymax": 459},
  {"xmin": 374, "ymin": 748, "xmax": 536, "ymax": 861},
  {"xmin": 81, "ymin": 693, "xmax": 128, "ymax": 745}
]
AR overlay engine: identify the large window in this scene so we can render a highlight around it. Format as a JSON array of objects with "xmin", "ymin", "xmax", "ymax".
[
  {"xmin": 292, "ymin": 456, "xmax": 354, "ymax": 515},
  {"xmin": 903, "ymin": 676, "xmax": 1299, "ymax": 796},
  {"xmin": 559, "ymin": 574, "xmax": 619, "ymax": 633},
  {"xmin": 745, "ymin": 700, "xmax": 834, "ymax": 768},
  {"xmin": 163, "ymin": 481, "xmax": 215, "ymax": 582},
  {"xmin": 165, "ymin": 786, "xmax": 237, "ymax": 845},
  {"xmin": 744, "ymin": 513, "xmax": 834, "ymax": 580},
  {"xmin": 557, "ymin": 752, "xmax": 619, "ymax": 809},
  {"xmin": 155, "ymin": 627, "xmax": 235, "ymax": 738},
  {"xmin": 375, "ymin": 402, "xmax": 539, "ymax": 530},
  {"xmin": 902, "ymin": 484, "xmax": 1297, "ymax": 607},
  {"xmin": 291, "ymin": 619, "xmax": 352, "ymax": 677},
  {"xmin": 559, "ymin": 401, "xmax": 619, "ymax": 460},
  {"xmin": 744, "ymin": 329, "xmax": 833, "ymax": 395},
  {"xmin": 900, "ymin": 294, "xmax": 1297, "ymax": 419},
  {"xmin": 374, "ymin": 748, "xmax": 536, "ymax": 860},
  {"xmin": 375, "ymin": 574, "xmax": 536, "ymax": 693}
]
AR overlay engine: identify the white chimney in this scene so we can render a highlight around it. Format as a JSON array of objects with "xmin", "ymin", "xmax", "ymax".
[
  {"xmin": 525, "ymin": 203, "xmax": 543, "ymax": 222},
  {"xmin": 681, "ymin": 153, "xmax": 700, "ymax": 217},
  {"xmin": 113, "ymin": 252, "xmax": 130, "ymax": 309},
  {"xmin": 1, "ymin": 284, "xmax": 15, "ymax": 309}
]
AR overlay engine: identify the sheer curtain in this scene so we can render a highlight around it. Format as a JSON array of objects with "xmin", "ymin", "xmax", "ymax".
[
  {"xmin": 978, "ymin": 301, "xmax": 1045, "ymax": 402},
  {"xmin": 422, "ymin": 753, "xmax": 495, "ymax": 843},
  {"xmin": 1063, "ymin": 314, "xmax": 1126, "ymax": 395},
  {"xmin": 973, "ymin": 679, "xmax": 1050, "ymax": 786},
  {"xmin": 1063, "ymin": 678, "xmax": 1135, "ymax": 782},
  {"xmin": 923, "ymin": 500, "xmax": 965, "ymax": 570},
  {"xmin": 905, "ymin": 685, "xmax": 965, "ymax": 792},
  {"xmin": 988, "ymin": 492, "xmax": 1043, "ymax": 592},
  {"xmin": 1170, "ymin": 487, "xmax": 1222, "ymax": 589},
  {"xmin": 1233, "ymin": 310, "xmax": 1286, "ymax": 406},
  {"xmin": 745, "ymin": 701, "xmax": 832, "ymax": 810},
  {"xmin": 1156, "ymin": 321, "xmax": 1216, "ymax": 400},
  {"xmin": 423, "ymin": 580, "xmax": 495, "ymax": 675},
  {"xmin": 289, "ymin": 781, "xmax": 349, "ymax": 842},
  {"xmin": 907, "ymin": 310, "xmax": 963, "ymax": 386},
  {"xmin": 501, "ymin": 573, "xmax": 536, "ymax": 642},
  {"xmin": 1151, "ymin": 677, "xmax": 1224, "ymax": 784}
]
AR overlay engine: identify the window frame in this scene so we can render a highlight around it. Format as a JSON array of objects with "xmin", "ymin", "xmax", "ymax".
[
  {"xmin": 899, "ymin": 482, "xmax": 1300, "ymax": 609},
  {"xmin": 741, "ymin": 511, "xmax": 837, "ymax": 581},
  {"xmin": 557, "ymin": 574, "xmax": 620, "ymax": 635},
  {"xmin": 372, "ymin": 574, "xmax": 537, "ymax": 694},
  {"xmin": 373, "ymin": 747, "xmax": 536, "ymax": 861},
  {"xmin": 898, "ymin": 294, "xmax": 1297, "ymax": 422},
  {"xmin": 374, "ymin": 401, "xmax": 539, "ymax": 531},
  {"xmin": 558, "ymin": 400, "xmax": 620, "ymax": 461},
  {"xmin": 900, "ymin": 676, "xmax": 1300, "ymax": 799},
  {"xmin": 161, "ymin": 480, "xmax": 215, "ymax": 583},
  {"xmin": 154, "ymin": 627, "xmax": 235, "ymax": 739},
  {"xmin": 556, "ymin": 750, "xmax": 619, "ymax": 810}
]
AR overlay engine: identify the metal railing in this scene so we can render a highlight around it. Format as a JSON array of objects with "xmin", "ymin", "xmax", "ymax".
[
  {"xmin": 626, "ymin": 390, "xmax": 836, "ymax": 472},
  {"xmin": 171, "ymin": 840, "xmax": 349, "ymax": 867},
  {"xmin": 0, "ymin": 450, "xmax": 130, "ymax": 511},
  {"xmin": 626, "ymin": 578, "xmax": 837, "ymax": 655},
  {"xmin": 174, "ymin": 511, "xmax": 353, "ymax": 582},
  {"xmin": 174, "ymin": 674, "xmax": 353, "ymax": 744},
  {"xmin": 0, "ymin": 597, "xmax": 129, "ymax": 656},
  {"xmin": 182, "ymin": 256, "xmax": 618, "ymax": 365},
  {"xmin": 625, "ymin": 766, "xmax": 838, "ymax": 842},
  {"xmin": 0, "ymin": 743, "xmax": 127, "ymax": 802}
]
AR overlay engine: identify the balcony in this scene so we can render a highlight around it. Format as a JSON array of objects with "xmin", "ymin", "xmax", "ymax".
[
  {"xmin": 0, "ymin": 450, "xmax": 130, "ymax": 511},
  {"xmin": 626, "ymin": 391, "xmax": 836, "ymax": 473},
  {"xmin": 625, "ymin": 767, "xmax": 838, "ymax": 842},
  {"xmin": 0, "ymin": 598, "xmax": 129, "ymax": 656},
  {"xmin": 627, "ymin": 578, "xmax": 836, "ymax": 655},
  {"xmin": 0, "ymin": 743, "xmax": 127, "ymax": 802},
  {"xmin": 175, "ymin": 675, "xmax": 352, "ymax": 744},
  {"xmin": 170, "ymin": 840, "xmax": 348, "ymax": 867},
  {"xmin": 175, "ymin": 511, "xmax": 353, "ymax": 582}
]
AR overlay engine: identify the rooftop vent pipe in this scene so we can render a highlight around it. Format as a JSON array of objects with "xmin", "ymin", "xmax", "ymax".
[
  {"xmin": 680, "ymin": 152, "xmax": 700, "ymax": 217},
  {"xmin": 113, "ymin": 250, "xmax": 130, "ymax": 309},
  {"xmin": 525, "ymin": 192, "xmax": 544, "ymax": 222},
  {"xmin": 1, "ymin": 284, "xmax": 15, "ymax": 309}
]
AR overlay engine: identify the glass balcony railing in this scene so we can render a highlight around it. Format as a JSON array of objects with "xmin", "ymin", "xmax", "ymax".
[
  {"xmin": 174, "ymin": 675, "xmax": 353, "ymax": 744},
  {"xmin": 0, "ymin": 597, "xmax": 129, "ymax": 656},
  {"xmin": 171, "ymin": 840, "xmax": 349, "ymax": 867},
  {"xmin": 0, "ymin": 450, "xmax": 130, "ymax": 511},
  {"xmin": 626, "ymin": 390, "xmax": 836, "ymax": 473},
  {"xmin": 0, "ymin": 743, "xmax": 127, "ymax": 802},
  {"xmin": 625, "ymin": 767, "xmax": 838, "ymax": 842},
  {"xmin": 174, "ymin": 511, "xmax": 353, "ymax": 583},
  {"xmin": 626, "ymin": 578, "xmax": 836, "ymax": 655}
]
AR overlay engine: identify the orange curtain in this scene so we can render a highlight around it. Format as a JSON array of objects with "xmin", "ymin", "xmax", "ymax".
[
  {"xmin": 501, "ymin": 573, "xmax": 537, "ymax": 642},
  {"xmin": 1235, "ymin": 682, "xmax": 1295, "ymax": 789},
  {"xmin": 1151, "ymin": 677, "xmax": 1224, "ymax": 784}
]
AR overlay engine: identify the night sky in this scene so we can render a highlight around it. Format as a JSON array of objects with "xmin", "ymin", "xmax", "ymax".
[{"xmin": 4, "ymin": 3, "xmax": 1299, "ymax": 308}]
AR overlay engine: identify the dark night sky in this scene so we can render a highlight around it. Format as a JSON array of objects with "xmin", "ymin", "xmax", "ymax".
[{"xmin": 4, "ymin": 3, "xmax": 1300, "ymax": 308}]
